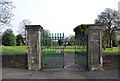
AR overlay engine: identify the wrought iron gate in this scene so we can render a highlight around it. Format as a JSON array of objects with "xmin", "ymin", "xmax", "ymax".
[
  {"xmin": 41, "ymin": 33, "xmax": 64, "ymax": 69},
  {"xmin": 75, "ymin": 33, "xmax": 88, "ymax": 67}
]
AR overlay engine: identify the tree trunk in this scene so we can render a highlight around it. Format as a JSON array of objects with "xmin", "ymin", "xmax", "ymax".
[
  {"xmin": 109, "ymin": 32, "xmax": 113, "ymax": 48},
  {"xmin": 109, "ymin": 40, "xmax": 112, "ymax": 48}
]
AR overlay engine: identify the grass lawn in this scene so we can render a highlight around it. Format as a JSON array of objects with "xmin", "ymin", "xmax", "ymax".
[
  {"xmin": 42, "ymin": 46, "xmax": 62, "ymax": 54},
  {"xmin": 102, "ymin": 47, "xmax": 120, "ymax": 53},
  {"xmin": 1, "ymin": 46, "xmax": 120, "ymax": 54},
  {"xmin": 1, "ymin": 46, "xmax": 62, "ymax": 54},
  {"xmin": 64, "ymin": 46, "xmax": 76, "ymax": 53},
  {"xmin": 64, "ymin": 46, "xmax": 120, "ymax": 53},
  {"xmin": 1, "ymin": 46, "xmax": 27, "ymax": 54}
]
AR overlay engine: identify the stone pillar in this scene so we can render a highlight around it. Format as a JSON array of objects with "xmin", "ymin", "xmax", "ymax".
[
  {"xmin": 25, "ymin": 25, "xmax": 43, "ymax": 70},
  {"xmin": 88, "ymin": 24, "xmax": 104, "ymax": 71}
]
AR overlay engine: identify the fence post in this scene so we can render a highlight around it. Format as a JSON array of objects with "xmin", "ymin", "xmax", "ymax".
[
  {"xmin": 88, "ymin": 24, "xmax": 104, "ymax": 71},
  {"xmin": 25, "ymin": 25, "xmax": 43, "ymax": 70}
]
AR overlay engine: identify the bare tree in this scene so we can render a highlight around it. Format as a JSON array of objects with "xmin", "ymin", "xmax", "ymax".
[
  {"xmin": 18, "ymin": 19, "xmax": 31, "ymax": 38},
  {"xmin": 95, "ymin": 8, "xmax": 120, "ymax": 48},
  {"xmin": 0, "ymin": 0, "xmax": 15, "ymax": 33}
]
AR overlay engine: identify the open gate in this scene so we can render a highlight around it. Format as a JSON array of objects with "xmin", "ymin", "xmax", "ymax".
[
  {"xmin": 75, "ymin": 33, "xmax": 88, "ymax": 68},
  {"xmin": 41, "ymin": 33, "xmax": 64, "ymax": 69},
  {"xmin": 25, "ymin": 25, "xmax": 103, "ymax": 71},
  {"xmin": 41, "ymin": 33, "xmax": 88, "ymax": 69}
]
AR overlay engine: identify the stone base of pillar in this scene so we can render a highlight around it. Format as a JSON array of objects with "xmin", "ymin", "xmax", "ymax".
[{"xmin": 90, "ymin": 65, "xmax": 104, "ymax": 71}]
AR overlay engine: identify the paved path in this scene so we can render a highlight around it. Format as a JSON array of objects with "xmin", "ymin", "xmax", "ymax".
[
  {"xmin": 2, "ymin": 68, "xmax": 119, "ymax": 79},
  {"xmin": 55, "ymin": 46, "xmax": 64, "ymax": 53},
  {"xmin": 64, "ymin": 53, "xmax": 87, "ymax": 71},
  {"xmin": 64, "ymin": 53, "xmax": 75, "ymax": 66}
]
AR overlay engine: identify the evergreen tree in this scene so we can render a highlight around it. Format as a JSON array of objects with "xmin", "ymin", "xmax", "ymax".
[
  {"xmin": 16, "ymin": 34, "xmax": 24, "ymax": 46},
  {"xmin": 2, "ymin": 29, "xmax": 16, "ymax": 46}
]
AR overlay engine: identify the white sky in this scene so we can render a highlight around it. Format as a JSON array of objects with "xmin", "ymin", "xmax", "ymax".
[{"xmin": 11, "ymin": 0, "xmax": 119, "ymax": 36}]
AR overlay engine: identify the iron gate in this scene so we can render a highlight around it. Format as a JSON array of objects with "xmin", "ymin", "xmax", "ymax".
[
  {"xmin": 41, "ymin": 33, "xmax": 64, "ymax": 69},
  {"xmin": 75, "ymin": 33, "xmax": 88, "ymax": 67}
]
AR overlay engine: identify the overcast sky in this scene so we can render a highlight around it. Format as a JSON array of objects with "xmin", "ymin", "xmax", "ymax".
[{"xmin": 11, "ymin": 0, "xmax": 119, "ymax": 36}]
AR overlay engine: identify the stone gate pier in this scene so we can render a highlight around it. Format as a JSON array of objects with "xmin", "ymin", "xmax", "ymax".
[
  {"xmin": 25, "ymin": 25, "xmax": 43, "ymax": 70},
  {"xmin": 87, "ymin": 24, "xmax": 104, "ymax": 71}
]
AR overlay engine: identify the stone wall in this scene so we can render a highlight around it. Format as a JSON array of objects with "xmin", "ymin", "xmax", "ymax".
[
  {"xmin": 1, "ymin": 53, "xmax": 120, "ymax": 69},
  {"xmin": 2, "ymin": 54, "xmax": 27, "ymax": 69},
  {"xmin": 103, "ymin": 53, "xmax": 120, "ymax": 69}
]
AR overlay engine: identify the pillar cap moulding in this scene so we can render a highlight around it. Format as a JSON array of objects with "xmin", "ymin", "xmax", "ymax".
[
  {"xmin": 87, "ymin": 24, "xmax": 105, "ymax": 30},
  {"xmin": 25, "ymin": 25, "xmax": 43, "ymax": 31}
]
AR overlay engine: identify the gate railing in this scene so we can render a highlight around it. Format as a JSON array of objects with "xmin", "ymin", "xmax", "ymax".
[
  {"xmin": 75, "ymin": 34, "xmax": 88, "ymax": 67},
  {"xmin": 41, "ymin": 33, "xmax": 64, "ymax": 69}
]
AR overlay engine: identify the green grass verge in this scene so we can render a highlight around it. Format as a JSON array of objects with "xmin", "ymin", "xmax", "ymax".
[
  {"xmin": 1, "ymin": 46, "xmax": 27, "ymax": 54},
  {"xmin": 102, "ymin": 47, "xmax": 120, "ymax": 53},
  {"xmin": 64, "ymin": 46, "xmax": 120, "ymax": 53},
  {"xmin": 42, "ymin": 46, "xmax": 61, "ymax": 54},
  {"xmin": 64, "ymin": 46, "xmax": 87, "ymax": 53},
  {"xmin": 1, "ymin": 46, "xmax": 120, "ymax": 54},
  {"xmin": 64, "ymin": 46, "xmax": 75, "ymax": 53}
]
